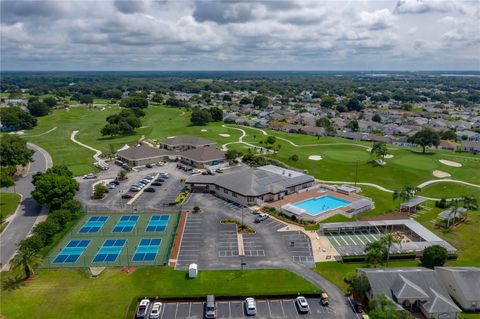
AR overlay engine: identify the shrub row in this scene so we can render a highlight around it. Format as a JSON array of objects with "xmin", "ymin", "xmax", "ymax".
[{"xmin": 19, "ymin": 200, "xmax": 83, "ymax": 254}]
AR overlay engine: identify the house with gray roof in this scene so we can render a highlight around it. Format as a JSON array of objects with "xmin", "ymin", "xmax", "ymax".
[
  {"xmin": 358, "ymin": 267, "xmax": 461, "ymax": 319},
  {"xmin": 435, "ymin": 267, "xmax": 480, "ymax": 312},
  {"xmin": 186, "ymin": 165, "xmax": 314, "ymax": 206}
]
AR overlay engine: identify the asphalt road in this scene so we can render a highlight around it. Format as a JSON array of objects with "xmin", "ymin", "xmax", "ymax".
[{"xmin": 0, "ymin": 143, "xmax": 51, "ymax": 268}]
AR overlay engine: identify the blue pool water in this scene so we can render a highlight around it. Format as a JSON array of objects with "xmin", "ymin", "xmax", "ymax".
[{"xmin": 294, "ymin": 195, "xmax": 351, "ymax": 216}]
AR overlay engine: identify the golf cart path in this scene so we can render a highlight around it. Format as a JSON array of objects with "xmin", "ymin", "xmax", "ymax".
[
  {"xmin": 221, "ymin": 125, "xmax": 273, "ymax": 153},
  {"xmin": 70, "ymin": 130, "xmax": 103, "ymax": 162},
  {"xmin": 25, "ymin": 126, "xmax": 58, "ymax": 137}
]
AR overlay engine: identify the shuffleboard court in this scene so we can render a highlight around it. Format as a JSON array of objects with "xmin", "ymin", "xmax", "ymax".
[
  {"xmin": 113, "ymin": 215, "xmax": 139, "ymax": 233},
  {"xmin": 146, "ymin": 215, "xmax": 170, "ymax": 232},
  {"xmin": 92, "ymin": 239, "xmax": 126, "ymax": 263},
  {"xmin": 132, "ymin": 238, "xmax": 162, "ymax": 262},
  {"xmin": 53, "ymin": 240, "xmax": 91, "ymax": 264},
  {"xmin": 79, "ymin": 215, "xmax": 109, "ymax": 233}
]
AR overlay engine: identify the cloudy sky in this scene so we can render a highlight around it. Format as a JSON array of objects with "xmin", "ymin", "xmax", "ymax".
[{"xmin": 1, "ymin": 0, "xmax": 479, "ymax": 71}]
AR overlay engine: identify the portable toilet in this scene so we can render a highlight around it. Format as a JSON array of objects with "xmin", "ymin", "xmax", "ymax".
[{"xmin": 188, "ymin": 263, "xmax": 198, "ymax": 278}]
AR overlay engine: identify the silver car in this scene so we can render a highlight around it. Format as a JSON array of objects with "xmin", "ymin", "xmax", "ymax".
[
  {"xmin": 245, "ymin": 298, "xmax": 257, "ymax": 316},
  {"xmin": 296, "ymin": 296, "xmax": 310, "ymax": 313}
]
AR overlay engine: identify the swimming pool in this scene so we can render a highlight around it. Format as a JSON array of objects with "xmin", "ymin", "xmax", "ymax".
[{"xmin": 294, "ymin": 195, "xmax": 351, "ymax": 216}]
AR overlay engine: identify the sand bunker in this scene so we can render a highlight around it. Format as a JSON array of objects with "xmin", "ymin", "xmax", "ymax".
[
  {"xmin": 201, "ymin": 129, "xmax": 207, "ymax": 132},
  {"xmin": 366, "ymin": 148, "xmax": 372, "ymax": 152},
  {"xmin": 219, "ymin": 134, "xmax": 231, "ymax": 137},
  {"xmin": 439, "ymin": 159, "xmax": 462, "ymax": 167},
  {"xmin": 433, "ymin": 170, "xmax": 451, "ymax": 178},
  {"xmin": 167, "ymin": 136, "xmax": 176, "ymax": 139},
  {"xmin": 384, "ymin": 154, "xmax": 394, "ymax": 159},
  {"xmin": 308, "ymin": 155, "xmax": 322, "ymax": 161}
]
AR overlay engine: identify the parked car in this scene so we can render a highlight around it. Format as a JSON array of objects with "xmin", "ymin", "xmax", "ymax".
[
  {"xmin": 350, "ymin": 299, "xmax": 363, "ymax": 313},
  {"xmin": 144, "ymin": 187, "xmax": 155, "ymax": 193},
  {"xmin": 244, "ymin": 298, "xmax": 257, "ymax": 316},
  {"xmin": 215, "ymin": 168, "xmax": 224, "ymax": 173},
  {"xmin": 145, "ymin": 164, "xmax": 153, "ymax": 168},
  {"xmin": 130, "ymin": 187, "xmax": 141, "ymax": 192},
  {"xmin": 151, "ymin": 182, "xmax": 162, "ymax": 186},
  {"xmin": 156, "ymin": 161, "xmax": 165, "ymax": 166},
  {"xmin": 149, "ymin": 302, "xmax": 162, "ymax": 319},
  {"xmin": 205, "ymin": 295, "xmax": 216, "ymax": 319},
  {"xmin": 144, "ymin": 175, "xmax": 154, "ymax": 180},
  {"xmin": 296, "ymin": 296, "xmax": 310, "ymax": 313},
  {"xmin": 107, "ymin": 183, "xmax": 116, "ymax": 190},
  {"xmin": 110, "ymin": 180, "xmax": 120, "ymax": 185},
  {"xmin": 121, "ymin": 194, "xmax": 133, "ymax": 199},
  {"xmin": 160, "ymin": 173, "xmax": 169, "ymax": 178},
  {"xmin": 136, "ymin": 298, "xmax": 150, "ymax": 319},
  {"xmin": 83, "ymin": 173, "xmax": 97, "ymax": 179},
  {"xmin": 140, "ymin": 179, "xmax": 150, "ymax": 184},
  {"xmin": 320, "ymin": 293, "xmax": 329, "ymax": 306},
  {"xmin": 191, "ymin": 169, "xmax": 201, "ymax": 174},
  {"xmin": 254, "ymin": 213, "xmax": 269, "ymax": 223},
  {"xmin": 156, "ymin": 178, "xmax": 165, "ymax": 183}
]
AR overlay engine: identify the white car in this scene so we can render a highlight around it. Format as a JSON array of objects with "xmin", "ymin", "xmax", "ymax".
[
  {"xmin": 244, "ymin": 298, "xmax": 257, "ymax": 316},
  {"xmin": 254, "ymin": 213, "xmax": 269, "ymax": 223},
  {"xmin": 296, "ymin": 296, "xmax": 310, "ymax": 313},
  {"xmin": 83, "ymin": 173, "xmax": 97, "ymax": 179},
  {"xmin": 136, "ymin": 298, "xmax": 150, "ymax": 318},
  {"xmin": 191, "ymin": 169, "xmax": 201, "ymax": 175},
  {"xmin": 149, "ymin": 302, "xmax": 162, "ymax": 319}
]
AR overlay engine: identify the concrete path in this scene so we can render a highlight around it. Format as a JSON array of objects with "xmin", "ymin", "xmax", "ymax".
[
  {"xmin": 70, "ymin": 130, "xmax": 103, "ymax": 162},
  {"xmin": 0, "ymin": 143, "xmax": 51, "ymax": 269},
  {"xmin": 25, "ymin": 126, "xmax": 57, "ymax": 137}
]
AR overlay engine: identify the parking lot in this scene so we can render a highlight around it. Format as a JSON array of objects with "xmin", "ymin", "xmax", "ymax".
[
  {"xmin": 136, "ymin": 297, "xmax": 337, "ymax": 319},
  {"xmin": 77, "ymin": 162, "xmax": 190, "ymax": 212}
]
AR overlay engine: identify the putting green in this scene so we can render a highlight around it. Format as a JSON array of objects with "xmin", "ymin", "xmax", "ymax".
[{"xmin": 393, "ymin": 154, "xmax": 438, "ymax": 170}]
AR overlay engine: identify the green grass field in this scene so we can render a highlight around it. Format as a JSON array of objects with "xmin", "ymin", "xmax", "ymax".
[
  {"xmin": 0, "ymin": 268, "xmax": 317, "ymax": 319},
  {"xmin": 44, "ymin": 212, "xmax": 180, "ymax": 268},
  {"xmin": 0, "ymin": 192, "xmax": 21, "ymax": 220}
]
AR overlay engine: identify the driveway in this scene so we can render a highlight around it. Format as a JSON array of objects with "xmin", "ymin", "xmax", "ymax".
[{"xmin": 0, "ymin": 143, "xmax": 51, "ymax": 268}]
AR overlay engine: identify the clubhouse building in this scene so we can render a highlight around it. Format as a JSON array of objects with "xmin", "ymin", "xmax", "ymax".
[
  {"xmin": 117, "ymin": 136, "xmax": 226, "ymax": 168},
  {"xmin": 186, "ymin": 165, "xmax": 315, "ymax": 207}
]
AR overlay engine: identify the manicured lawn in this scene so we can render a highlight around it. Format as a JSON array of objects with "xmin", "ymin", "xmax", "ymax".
[
  {"xmin": 0, "ymin": 192, "xmax": 21, "ymax": 220},
  {"xmin": 0, "ymin": 192, "xmax": 21, "ymax": 232},
  {"xmin": 420, "ymin": 183, "xmax": 480, "ymax": 200},
  {"xmin": 0, "ymin": 268, "xmax": 317, "ymax": 319},
  {"xmin": 315, "ymin": 259, "xmax": 420, "ymax": 292}
]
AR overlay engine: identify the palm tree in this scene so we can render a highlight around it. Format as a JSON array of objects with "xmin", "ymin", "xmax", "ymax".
[
  {"xmin": 365, "ymin": 247, "xmax": 384, "ymax": 268},
  {"xmin": 371, "ymin": 142, "xmax": 388, "ymax": 162},
  {"xmin": 10, "ymin": 249, "xmax": 43, "ymax": 279},
  {"xmin": 462, "ymin": 195, "xmax": 478, "ymax": 211},
  {"xmin": 392, "ymin": 186, "xmax": 420, "ymax": 212},
  {"xmin": 446, "ymin": 199, "xmax": 459, "ymax": 229},
  {"xmin": 380, "ymin": 233, "xmax": 401, "ymax": 266}
]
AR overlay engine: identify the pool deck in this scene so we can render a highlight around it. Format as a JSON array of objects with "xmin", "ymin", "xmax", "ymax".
[{"xmin": 268, "ymin": 186, "xmax": 363, "ymax": 220}]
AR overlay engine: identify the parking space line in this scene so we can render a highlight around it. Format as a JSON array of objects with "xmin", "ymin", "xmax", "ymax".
[
  {"xmin": 175, "ymin": 302, "xmax": 178, "ymax": 319},
  {"xmin": 267, "ymin": 300, "xmax": 272, "ymax": 316}
]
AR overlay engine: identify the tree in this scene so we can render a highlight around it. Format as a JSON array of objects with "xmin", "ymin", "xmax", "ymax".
[
  {"xmin": 101, "ymin": 123, "xmax": 120, "ymax": 136},
  {"xmin": 79, "ymin": 94, "xmax": 94, "ymax": 104},
  {"xmin": 60, "ymin": 199, "xmax": 83, "ymax": 216},
  {"xmin": 320, "ymin": 95, "xmax": 336, "ymax": 108},
  {"xmin": 19, "ymin": 235, "xmax": 45, "ymax": 252},
  {"xmin": 32, "ymin": 219, "xmax": 60, "ymax": 243},
  {"xmin": 401, "ymin": 102, "xmax": 413, "ymax": 111},
  {"xmin": 365, "ymin": 246, "xmax": 384, "ymax": 268},
  {"xmin": 371, "ymin": 142, "xmax": 388, "ymax": 162},
  {"xmin": 372, "ymin": 114, "xmax": 382, "ymax": 122},
  {"xmin": 239, "ymin": 97, "xmax": 251, "ymax": 105},
  {"xmin": 462, "ymin": 195, "xmax": 478, "ymax": 211},
  {"xmin": 446, "ymin": 199, "xmax": 460, "ymax": 229},
  {"xmin": 48, "ymin": 209, "xmax": 73, "ymax": 227},
  {"xmin": 225, "ymin": 149, "xmax": 243, "ymax": 160},
  {"xmin": 346, "ymin": 98, "xmax": 362, "ymax": 111},
  {"xmin": 346, "ymin": 120, "xmax": 359, "ymax": 132},
  {"xmin": 253, "ymin": 95, "xmax": 269, "ymax": 109},
  {"xmin": 120, "ymin": 96, "xmax": 148, "ymax": 108},
  {"xmin": 380, "ymin": 233, "xmax": 401, "ymax": 266},
  {"xmin": 42, "ymin": 96, "xmax": 57, "ymax": 108},
  {"xmin": 190, "ymin": 109, "xmax": 212, "ymax": 125},
  {"xmin": 31, "ymin": 166, "xmax": 79, "ymax": 208},
  {"xmin": 408, "ymin": 129, "xmax": 440, "ymax": 153},
  {"xmin": 0, "ymin": 167, "xmax": 14, "ymax": 187},
  {"xmin": 103, "ymin": 89, "xmax": 123, "ymax": 99},
  {"xmin": 208, "ymin": 107, "xmax": 223, "ymax": 121},
  {"xmin": 350, "ymin": 274, "xmax": 371, "ymax": 298},
  {"xmin": 0, "ymin": 106, "xmax": 37, "ymax": 130},
  {"xmin": 289, "ymin": 154, "xmax": 299, "ymax": 161},
  {"xmin": 0, "ymin": 135, "xmax": 34, "ymax": 166},
  {"xmin": 265, "ymin": 136, "xmax": 276, "ymax": 144},
  {"xmin": 10, "ymin": 249, "xmax": 43, "ymax": 279},
  {"xmin": 316, "ymin": 117, "xmax": 331, "ymax": 128},
  {"xmin": 392, "ymin": 186, "xmax": 420, "ymax": 211},
  {"xmin": 93, "ymin": 184, "xmax": 108, "ymax": 199},
  {"xmin": 27, "ymin": 100, "xmax": 50, "ymax": 116},
  {"xmin": 222, "ymin": 94, "xmax": 232, "ymax": 101},
  {"xmin": 441, "ymin": 130, "xmax": 457, "ymax": 141},
  {"xmin": 369, "ymin": 294, "xmax": 413, "ymax": 319},
  {"xmin": 117, "ymin": 169, "xmax": 128, "ymax": 181},
  {"xmin": 422, "ymin": 245, "xmax": 448, "ymax": 268}
]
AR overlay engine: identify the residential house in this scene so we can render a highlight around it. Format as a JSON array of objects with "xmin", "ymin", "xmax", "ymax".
[
  {"xmin": 437, "ymin": 140, "xmax": 460, "ymax": 152},
  {"xmin": 435, "ymin": 267, "xmax": 480, "ymax": 312},
  {"xmin": 461, "ymin": 141, "xmax": 480, "ymax": 154}
]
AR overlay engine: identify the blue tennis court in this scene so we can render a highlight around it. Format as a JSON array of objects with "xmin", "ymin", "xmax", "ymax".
[
  {"xmin": 92, "ymin": 239, "xmax": 126, "ymax": 263},
  {"xmin": 52, "ymin": 240, "xmax": 91, "ymax": 264},
  {"xmin": 113, "ymin": 215, "xmax": 139, "ymax": 233},
  {"xmin": 146, "ymin": 215, "xmax": 170, "ymax": 232},
  {"xmin": 79, "ymin": 215, "xmax": 109, "ymax": 233},
  {"xmin": 132, "ymin": 238, "xmax": 161, "ymax": 262}
]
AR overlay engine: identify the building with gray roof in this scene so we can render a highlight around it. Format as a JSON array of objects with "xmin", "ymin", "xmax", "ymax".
[
  {"xmin": 186, "ymin": 165, "xmax": 315, "ymax": 206},
  {"xmin": 159, "ymin": 136, "xmax": 216, "ymax": 151},
  {"xmin": 435, "ymin": 267, "xmax": 480, "ymax": 311},
  {"xmin": 358, "ymin": 267, "xmax": 461, "ymax": 319}
]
